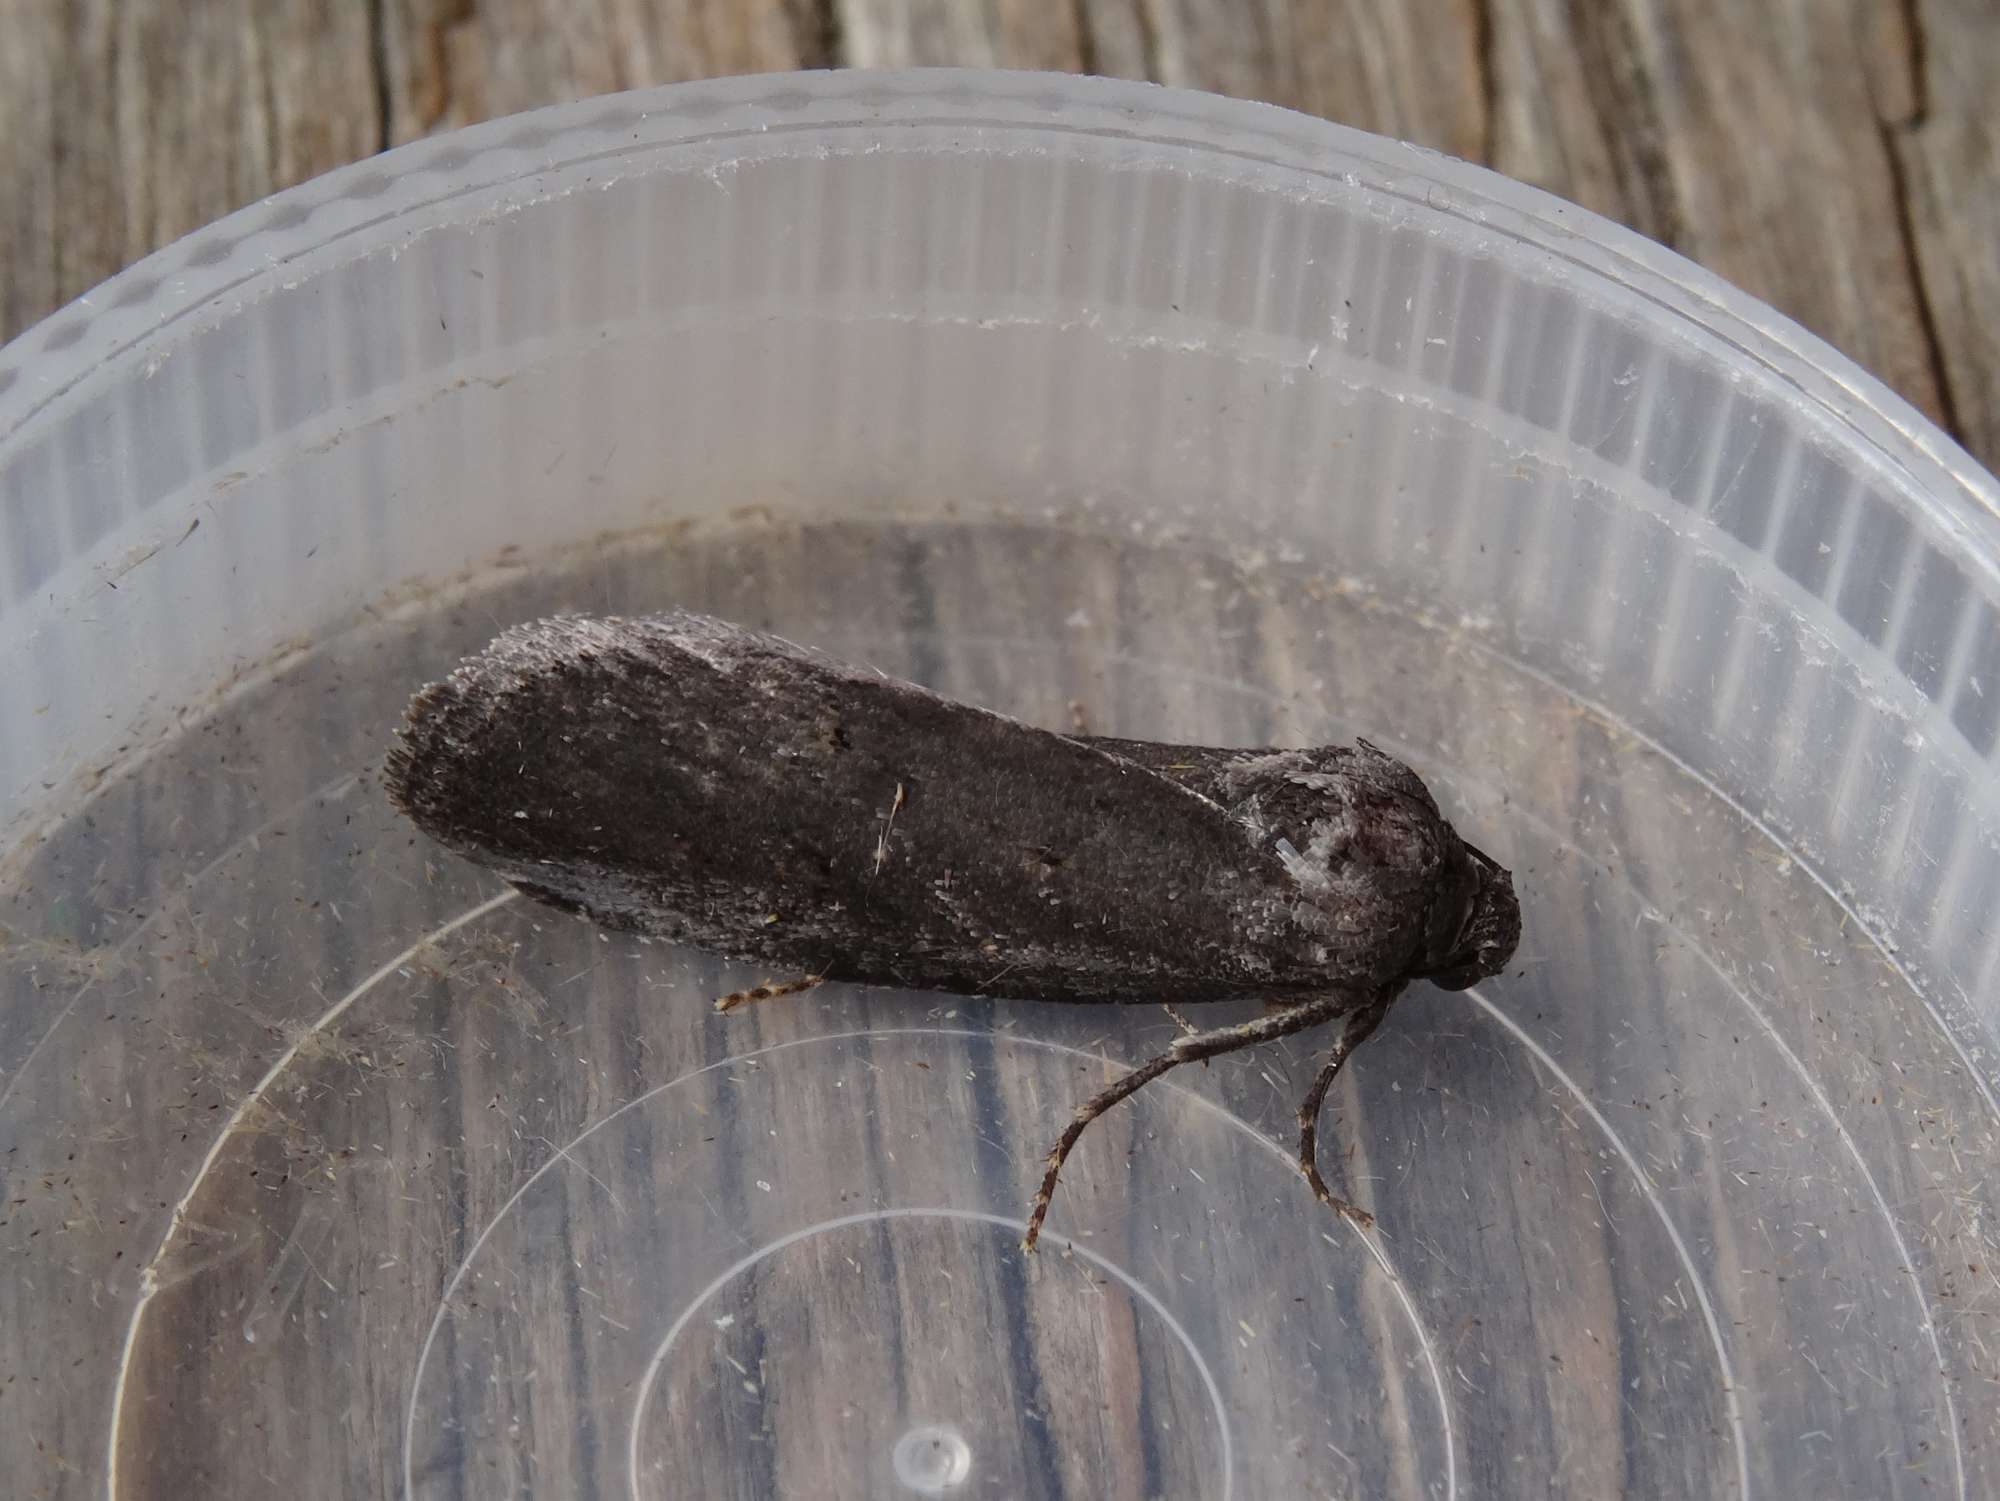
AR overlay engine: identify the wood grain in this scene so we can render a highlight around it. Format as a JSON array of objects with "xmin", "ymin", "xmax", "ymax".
[
  {"xmin": 839, "ymin": 0, "xmax": 1086, "ymax": 70},
  {"xmin": 1894, "ymin": 0, "xmax": 2000, "ymax": 464},
  {"xmin": 0, "ymin": 0, "xmax": 378, "ymax": 345},
  {"xmin": 1487, "ymin": 1, "xmax": 1945, "ymax": 442},
  {"xmin": 379, "ymin": 0, "xmax": 829, "ymax": 142},
  {"xmin": 1136, "ymin": 0, "xmax": 1489, "ymax": 161}
]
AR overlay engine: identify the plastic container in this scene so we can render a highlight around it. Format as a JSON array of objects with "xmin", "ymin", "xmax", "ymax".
[{"xmin": 3, "ymin": 70, "xmax": 1996, "ymax": 1501}]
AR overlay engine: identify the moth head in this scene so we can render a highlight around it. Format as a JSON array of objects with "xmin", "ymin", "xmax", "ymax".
[{"xmin": 1419, "ymin": 839, "xmax": 1520, "ymax": 991}]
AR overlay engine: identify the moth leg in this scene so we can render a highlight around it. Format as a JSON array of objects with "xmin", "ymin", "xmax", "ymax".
[
  {"xmin": 1022, "ymin": 992, "xmax": 1353, "ymax": 1253},
  {"xmin": 1296, "ymin": 990, "xmax": 1396, "ymax": 1229},
  {"xmin": 1161, "ymin": 1004, "xmax": 1212, "ymax": 1068},
  {"xmin": 714, "ymin": 974, "xmax": 825, "ymax": 1014}
]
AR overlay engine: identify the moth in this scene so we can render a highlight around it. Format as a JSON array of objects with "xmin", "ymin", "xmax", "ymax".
[{"xmin": 386, "ymin": 611, "xmax": 1520, "ymax": 1249}]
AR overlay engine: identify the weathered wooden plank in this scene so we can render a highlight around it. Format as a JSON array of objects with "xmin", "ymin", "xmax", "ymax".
[
  {"xmin": 379, "ymin": 0, "xmax": 828, "ymax": 143},
  {"xmin": 1134, "ymin": 0, "xmax": 1489, "ymax": 159},
  {"xmin": 837, "ymin": 0, "xmax": 1087, "ymax": 71},
  {"xmin": 0, "ymin": 0, "xmax": 79, "ymax": 340},
  {"xmin": 1895, "ymin": 0, "xmax": 2000, "ymax": 465},
  {"xmin": 1075, "ymin": 0, "xmax": 1154, "ymax": 78},
  {"xmin": 0, "ymin": 0, "xmax": 376, "ymax": 344},
  {"xmin": 1488, "ymin": 0, "xmax": 1948, "ymax": 441}
]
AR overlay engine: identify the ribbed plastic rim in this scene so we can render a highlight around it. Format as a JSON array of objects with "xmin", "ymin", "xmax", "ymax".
[{"xmin": 4, "ymin": 68, "xmax": 1994, "ymax": 587}]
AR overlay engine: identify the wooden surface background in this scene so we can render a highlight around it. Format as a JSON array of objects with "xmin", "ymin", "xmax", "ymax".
[
  {"xmin": 2, "ymin": 1, "xmax": 1998, "ymax": 472},
  {"xmin": 6, "ymin": 9, "xmax": 2000, "ymax": 1498}
]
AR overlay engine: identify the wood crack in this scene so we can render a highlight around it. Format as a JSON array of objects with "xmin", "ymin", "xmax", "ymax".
[
  {"xmin": 1898, "ymin": 0, "xmax": 1930, "ymax": 127},
  {"xmin": 1470, "ymin": 0, "xmax": 1497, "ymax": 164},
  {"xmin": 1871, "ymin": 0, "xmax": 1962, "ymax": 443},
  {"xmin": 367, "ymin": 0, "xmax": 392, "ymax": 152},
  {"xmin": 1879, "ymin": 115, "xmax": 1964, "ymax": 445},
  {"xmin": 803, "ymin": 0, "xmax": 844, "ymax": 70},
  {"xmin": 1573, "ymin": 5, "xmax": 1682, "ymax": 247},
  {"xmin": 1073, "ymin": 0, "xmax": 1100, "ymax": 76}
]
